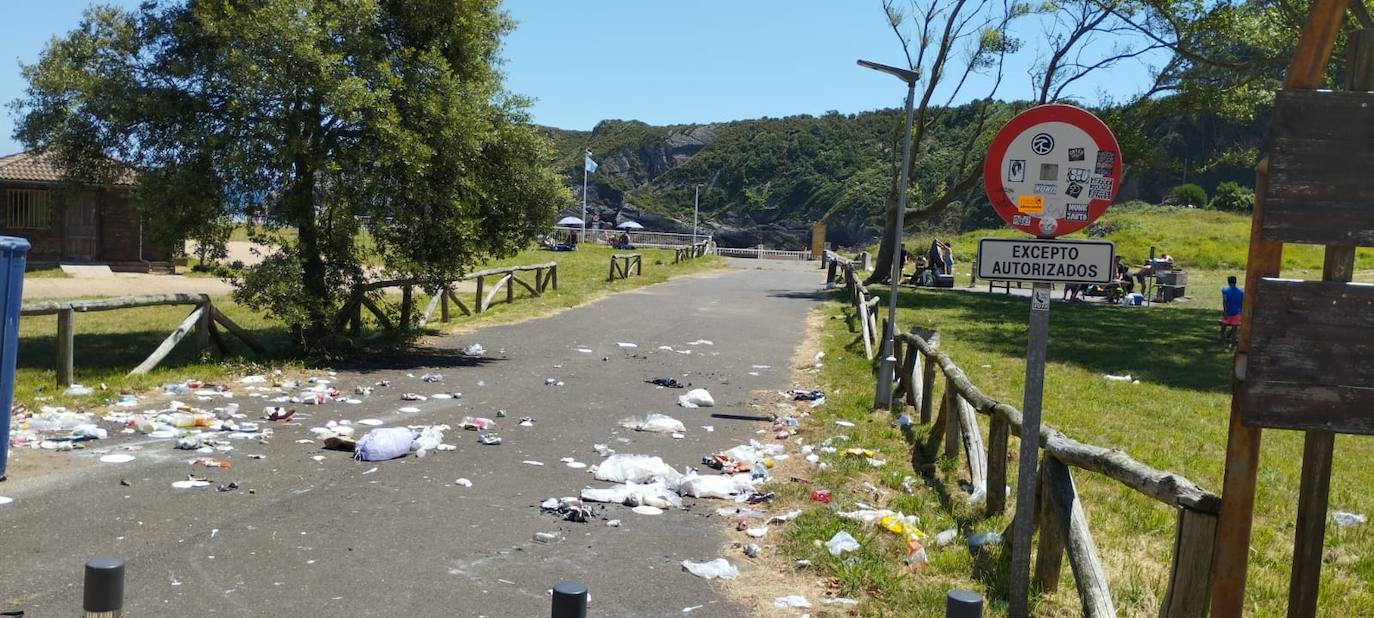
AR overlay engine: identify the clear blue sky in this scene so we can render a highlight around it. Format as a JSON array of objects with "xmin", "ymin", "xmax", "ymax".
[{"xmin": 0, "ymin": 1, "xmax": 1164, "ymax": 152}]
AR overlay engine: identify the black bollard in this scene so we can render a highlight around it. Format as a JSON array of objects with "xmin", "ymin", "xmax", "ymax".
[
  {"xmin": 551, "ymin": 580, "xmax": 588, "ymax": 618},
  {"xmin": 83, "ymin": 558, "xmax": 124, "ymax": 617},
  {"xmin": 945, "ymin": 589, "xmax": 983, "ymax": 618}
]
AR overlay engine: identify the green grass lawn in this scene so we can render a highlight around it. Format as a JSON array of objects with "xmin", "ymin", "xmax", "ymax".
[
  {"xmin": 767, "ymin": 275, "xmax": 1374, "ymax": 617},
  {"xmin": 11, "ymin": 245, "xmax": 720, "ymax": 411}
]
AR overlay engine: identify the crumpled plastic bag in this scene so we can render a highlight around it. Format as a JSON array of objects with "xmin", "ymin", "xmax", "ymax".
[
  {"xmin": 677, "ymin": 388, "xmax": 715, "ymax": 408},
  {"xmin": 591, "ymin": 454, "xmax": 682, "ymax": 485},
  {"xmin": 581, "ymin": 480, "xmax": 684, "ymax": 510},
  {"xmin": 1333, "ymin": 511, "xmax": 1367, "ymax": 527},
  {"xmin": 825, "ymin": 530, "xmax": 861, "ymax": 556},
  {"xmin": 411, "ymin": 424, "xmax": 454, "ymax": 458},
  {"xmin": 354, "ymin": 427, "xmax": 417, "ymax": 461},
  {"xmin": 677, "ymin": 472, "xmax": 756, "ymax": 499},
  {"xmin": 620, "ymin": 413, "xmax": 686, "ymax": 434},
  {"xmin": 773, "ymin": 595, "xmax": 812, "ymax": 609},
  {"xmin": 681, "ymin": 558, "xmax": 738, "ymax": 580}
]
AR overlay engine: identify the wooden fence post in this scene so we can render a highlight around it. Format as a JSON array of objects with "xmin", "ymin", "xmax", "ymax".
[
  {"xmin": 1042, "ymin": 456, "xmax": 1116, "ymax": 618},
  {"xmin": 534, "ymin": 267, "xmax": 544, "ymax": 293},
  {"xmin": 958, "ymin": 396, "xmax": 988, "ymax": 496},
  {"xmin": 440, "ymin": 285, "xmax": 450, "ymax": 323},
  {"xmin": 903, "ymin": 346, "xmax": 921, "ymax": 410},
  {"xmin": 400, "ymin": 285, "xmax": 413, "ymax": 328},
  {"xmin": 551, "ymin": 264, "xmax": 558, "ymax": 290},
  {"xmin": 920, "ymin": 334, "xmax": 939, "ymax": 423},
  {"xmin": 506, "ymin": 273, "xmax": 514, "ymax": 304},
  {"xmin": 609, "ymin": 256, "xmax": 617, "ymax": 281},
  {"xmin": 56, "ymin": 307, "xmax": 75, "ymax": 387},
  {"xmin": 944, "ymin": 378, "xmax": 962, "ymax": 461},
  {"xmin": 987, "ymin": 413, "xmax": 1010, "ymax": 516},
  {"xmin": 1161, "ymin": 508, "xmax": 1218, "ymax": 618},
  {"xmin": 635, "ymin": 255, "xmax": 642, "ymax": 275},
  {"xmin": 1034, "ymin": 461, "xmax": 1065, "ymax": 593},
  {"xmin": 475, "ymin": 276, "xmax": 485, "ymax": 313},
  {"xmin": 194, "ymin": 299, "xmax": 211, "ymax": 356}
]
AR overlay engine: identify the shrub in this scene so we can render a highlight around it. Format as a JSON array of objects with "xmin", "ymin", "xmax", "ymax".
[
  {"xmin": 1167, "ymin": 183, "xmax": 1208, "ymax": 208},
  {"xmin": 1208, "ymin": 181, "xmax": 1254, "ymax": 212}
]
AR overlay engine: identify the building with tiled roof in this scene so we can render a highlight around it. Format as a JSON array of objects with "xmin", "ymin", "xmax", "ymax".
[{"xmin": 0, "ymin": 150, "xmax": 168, "ymax": 270}]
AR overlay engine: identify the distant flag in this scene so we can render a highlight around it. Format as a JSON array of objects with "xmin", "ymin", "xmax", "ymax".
[{"xmin": 584, "ymin": 150, "xmax": 598, "ymax": 173}]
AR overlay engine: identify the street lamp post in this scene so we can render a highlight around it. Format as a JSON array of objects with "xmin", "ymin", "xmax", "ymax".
[
  {"xmin": 857, "ymin": 58, "xmax": 919, "ymax": 410},
  {"xmin": 692, "ymin": 184, "xmax": 702, "ymax": 251}
]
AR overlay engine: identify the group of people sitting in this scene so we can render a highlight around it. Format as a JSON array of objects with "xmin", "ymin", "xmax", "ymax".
[
  {"xmin": 1062, "ymin": 253, "xmax": 1174, "ymax": 303},
  {"xmin": 538, "ymin": 230, "xmax": 636, "ymax": 252},
  {"xmin": 901, "ymin": 239, "xmax": 955, "ymax": 286}
]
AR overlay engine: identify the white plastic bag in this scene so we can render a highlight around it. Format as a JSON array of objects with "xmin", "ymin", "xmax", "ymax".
[
  {"xmin": 825, "ymin": 530, "xmax": 861, "ymax": 556},
  {"xmin": 681, "ymin": 558, "xmax": 738, "ymax": 580},
  {"xmin": 354, "ymin": 427, "xmax": 417, "ymax": 461},
  {"xmin": 677, "ymin": 472, "xmax": 755, "ymax": 499},
  {"xmin": 773, "ymin": 595, "xmax": 812, "ymax": 609},
  {"xmin": 620, "ymin": 413, "xmax": 686, "ymax": 433},
  {"xmin": 591, "ymin": 454, "xmax": 681, "ymax": 484},
  {"xmin": 411, "ymin": 424, "xmax": 451, "ymax": 457},
  {"xmin": 677, "ymin": 389, "xmax": 715, "ymax": 408}
]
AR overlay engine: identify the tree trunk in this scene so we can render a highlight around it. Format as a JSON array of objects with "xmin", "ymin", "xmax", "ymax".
[
  {"xmin": 866, "ymin": 189, "xmax": 901, "ymax": 285},
  {"xmin": 289, "ymin": 159, "xmax": 329, "ymax": 345}
]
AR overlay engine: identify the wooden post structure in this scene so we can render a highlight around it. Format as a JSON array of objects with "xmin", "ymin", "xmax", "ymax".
[
  {"xmin": 440, "ymin": 285, "xmax": 450, "ymax": 323},
  {"xmin": 987, "ymin": 413, "xmax": 1010, "ymax": 516},
  {"xmin": 1210, "ymin": 3, "xmax": 1357, "ymax": 616},
  {"xmin": 194, "ymin": 299, "xmax": 211, "ymax": 356},
  {"xmin": 920, "ymin": 333, "xmax": 939, "ymax": 423},
  {"xmin": 1042, "ymin": 456, "xmax": 1115, "ymax": 618},
  {"xmin": 944, "ymin": 378, "xmax": 962, "ymax": 461},
  {"xmin": 1034, "ymin": 463, "xmax": 1065, "ymax": 594},
  {"xmin": 1162, "ymin": 508, "xmax": 1219, "ymax": 617},
  {"xmin": 56, "ymin": 307, "xmax": 74, "ymax": 387},
  {"xmin": 400, "ymin": 285, "xmax": 413, "ymax": 329},
  {"xmin": 474, "ymin": 276, "xmax": 485, "ymax": 314}
]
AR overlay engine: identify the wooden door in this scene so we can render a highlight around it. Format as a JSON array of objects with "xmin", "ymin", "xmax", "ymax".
[{"xmin": 62, "ymin": 193, "xmax": 98, "ymax": 261}]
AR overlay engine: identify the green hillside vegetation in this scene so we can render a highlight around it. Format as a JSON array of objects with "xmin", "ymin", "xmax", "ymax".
[
  {"xmin": 918, "ymin": 203, "xmax": 1374, "ymax": 274},
  {"xmin": 540, "ymin": 101, "xmax": 1268, "ymax": 247}
]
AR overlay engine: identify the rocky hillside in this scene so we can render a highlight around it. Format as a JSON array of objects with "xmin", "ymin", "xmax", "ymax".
[{"xmin": 539, "ymin": 102, "xmax": 1264, "ymax": 249}]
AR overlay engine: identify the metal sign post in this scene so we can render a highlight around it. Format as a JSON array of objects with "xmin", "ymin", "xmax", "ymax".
[
  {"xmin": 979, "ymin": 104, "xmax": 1122, "ymax": 618},
  {"xmin": 1009, "ymin": 283, "xmax": 1050, "ymax": 617}
]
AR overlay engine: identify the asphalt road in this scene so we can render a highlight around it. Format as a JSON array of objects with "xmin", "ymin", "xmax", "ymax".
[{"xmin": 0, "ymin": 263, "xmax": 823, "ymax": 617}]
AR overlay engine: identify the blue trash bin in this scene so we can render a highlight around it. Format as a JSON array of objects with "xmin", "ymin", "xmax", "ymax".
[{"xmin": 0, "ymin": 236, "xmax": 31, "ymax": 480}]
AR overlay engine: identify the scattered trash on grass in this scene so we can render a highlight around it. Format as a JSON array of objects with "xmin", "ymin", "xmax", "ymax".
[
  {"xmin": 353, "ymin": 427, "xmax": 417, "ymax": 462},
  {"xmin": 825, "ymin": 530, "xmax": 861, "ymax": 556},
  {"xmin": 967, "ymin": 532, "xmax": 1003, "ymax": 547},
  {"xmin": 646, "ymin": 378, "xmax": 686, "ymax": 389},
  {"xmin": 620, "ymin": 413, "xmax": 687, "ymax": 434},
  {"xmin": 1333, "ymin": 511, "xmax": 1367, "ymax": 527},
  {"xmin": 773, "ymin": 595, "xmax": 811, "ymax": 609}
]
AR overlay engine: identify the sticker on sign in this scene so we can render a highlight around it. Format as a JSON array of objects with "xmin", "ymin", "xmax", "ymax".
[{"xmin": 977, "ymin": 238, "xmax": 1115, "ymax": 284}]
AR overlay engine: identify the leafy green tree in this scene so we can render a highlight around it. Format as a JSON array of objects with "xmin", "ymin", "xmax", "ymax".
[
  {"xmin": 1208, "ymin": 181, "xmax": 1253, "ymax": 212},
  {"xmin": 13, "ymin": 0, "xmax": 568, "ymax": 347},
  {"xmin": 1168, "ymin": 183, "xmax": 1208, "ymax": 207}
]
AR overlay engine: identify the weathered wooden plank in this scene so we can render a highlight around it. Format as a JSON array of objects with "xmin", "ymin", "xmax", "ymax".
[
  {"xmin": 513, "ymin": 273, "xmax": 538, "ymax": 297},
  {"xmin": 359, "ymin": 296, "xmax": 393, "ymax": 330},
  {"xmin": 898, "ymin": 331, "xmax": 1220, "ymax": 513},
  {"xmin": 987, "ymin": 413, "xmax": 1010, "ymax": 516},
  {"xmin": 1161, "ymin": 508, "xmax": 1217, "ymax": 618},
  {"xmin": 1043, "ymin": 456, "xmax": 1116, "ymax": 618},
  {"xmin": 207, "ymin": 317, "xmax": 229, "ymax": 356},
  {"xmin": 959, "ymin": 394, "xmax": 988, "ymax": 495},
  {"xmin": 1035, "ymin": 464, "xmax": 1066, "ymax": 594},
  {"xmin": 920, "ymin": 334, "xmax": 939, "ymax": 423},
  {"xmin": 944, "ymin": 378, "xmax": 962, "ymax": 461},
  {"xmin": 445, "ymin": 289, "xmax": 471, "ymax": 317},
  {"xmin": 1263, "ymin": 89, "xmax": 1374, "ymax": 246},
  {"xmin": 481, "ymin": 274, "xmax": 511, "ymax": 312},
  {"xmin": 194, "ymin": 301, "xmax": 211, "ymax": 356},
  {"xmin": 56, "ymin": 308, "xmax": 74, "ymax": 387},
  {"xmin": 1243, "ymin": 278, "xmax": 1374, "ymax": 433},
  {"xmin": 904, "ymin": 347, "xmax": 921, "ymax": 411},
  {"xmin": 418, "ymin": 293, "xmax": 443, "ymax": 327},
  {"xmin": 1287, "ymin": 431, "xmax": 1335, "ymax": 618},
  {"xmin": 474, "ymin": 276, "xmax": 485, "ymax": 313},
  {"xmin": 550, "ymin": 264, "xmax": 558, "ymax": 290},
  {"xmin": 21, "ymin": 293, "xmax": 209, "ymax": 316},
  {"xmin": 505, "ymin": 273, "xmax": 514, "ymax": 304},
  {"xmin": 440, "ymin": 286, "xmax": 450, "ymax": 322},
  {"xmin": 400, "ymin": 285, "xmax": 413, "ymax": 328},
  {"xmin": 128, "ymin": 306, "xmax": 204, "ymax": 375},
  {"xmin": 858, "ymin": 291, "xmax": 873, "ymax": 360}
]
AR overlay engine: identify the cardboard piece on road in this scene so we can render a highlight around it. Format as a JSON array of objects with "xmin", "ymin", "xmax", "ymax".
[{"xmin": 976, "ymin": 238, "xmax": 1115, "ymax": 284}]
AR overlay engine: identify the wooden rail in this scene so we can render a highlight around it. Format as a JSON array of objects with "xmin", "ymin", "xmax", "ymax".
[
  {"xmin": 335, "ymin": 262, "xmax": 557, "ymax": 332},
  {"xmin": 19, "ymin": 294, "xmax": 264, "ymax": 385},
  {"xmin": 826, "ymin": 251, "xmax": 1218, "ymax": 618},
  {"xmin": 673, "ymin": 242, "xmax": 710, "ymax": 263},
  {"xmin": 608, "ymin": 253, "xmax": 642, "ymax": 282}
]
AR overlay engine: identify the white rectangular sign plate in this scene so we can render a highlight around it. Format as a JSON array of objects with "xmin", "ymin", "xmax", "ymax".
[{"xmin": 977, "ymin": 238, "xmax": 1115, "ymax": 284}]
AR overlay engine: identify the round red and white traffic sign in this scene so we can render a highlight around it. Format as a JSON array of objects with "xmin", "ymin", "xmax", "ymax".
[{"xmin": 982, "ymin": 104, "xmax": 1122, "ymax": 238}]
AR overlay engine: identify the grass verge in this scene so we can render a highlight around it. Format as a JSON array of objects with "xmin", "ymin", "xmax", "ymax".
[{"xmin": 758, "ymin": 272, "xmax": 1374, "ymax": 617}]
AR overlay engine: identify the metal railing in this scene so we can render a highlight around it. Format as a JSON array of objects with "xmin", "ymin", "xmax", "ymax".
[
  {"xmin": 550, "ymin": 226, "xmax": 711, "ymax": 249},
  {"xmin": 711, "ymin": 246, "xmax": 813, "ymax": 260}
]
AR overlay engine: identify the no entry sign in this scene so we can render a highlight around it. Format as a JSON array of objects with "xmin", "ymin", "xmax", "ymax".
[
  {"xmin": 977, "ymin": 238, "xmax": 1115, "ymax": 284},
  {"xmin": 983, "ymin": 104, "xmax": 1122, "ymax": 238}
]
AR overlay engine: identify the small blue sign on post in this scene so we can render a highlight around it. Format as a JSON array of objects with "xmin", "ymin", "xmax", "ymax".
[{"xmin": 0, "ymin": 236, "xmax": 31, "ymax": 479}]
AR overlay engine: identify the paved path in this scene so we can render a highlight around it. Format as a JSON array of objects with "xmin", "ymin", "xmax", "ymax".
[{"xmin": 0, "ymin": 266, "xmax": 823, "ymax": 617}]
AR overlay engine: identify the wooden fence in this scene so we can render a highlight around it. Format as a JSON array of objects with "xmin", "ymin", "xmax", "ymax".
[
  {"xmin": 673, "ymin": 242, "xmax": 711, "ymax": 263},
  {"xmin": 827, "ymin": 251, "xmax": 1218, "ymax": 618},
  {"xmin": 20, "ymin": 294, "xmax": 264, "ymax": 385},
  {"xmin": 334, "ymin": 262, "xmax": 557, "ymax": 333},
  {"xmin": 608, "ymin": 253, "xmax": 642, "ymax": 282}
]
